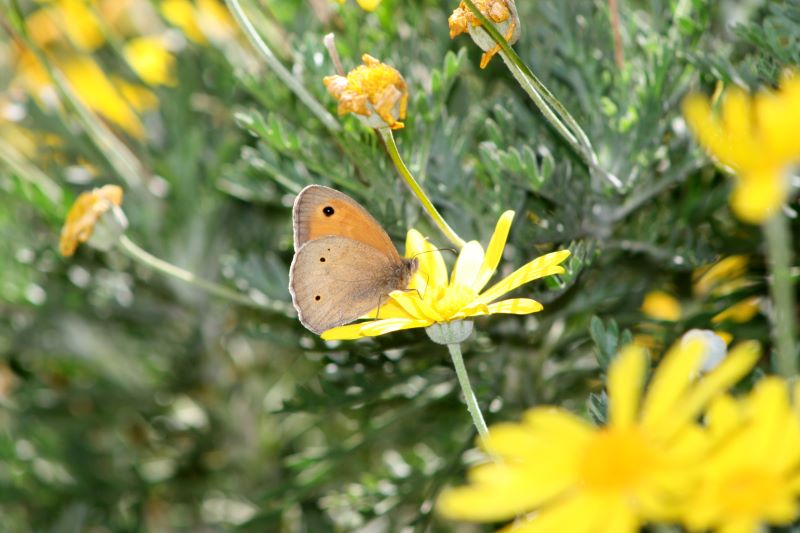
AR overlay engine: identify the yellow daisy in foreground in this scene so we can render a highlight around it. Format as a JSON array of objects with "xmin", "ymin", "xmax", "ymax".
[
  {"xmin": 59, "ymin": 185, "xmax": 125, "ymax": 257},
  {"xmin": 437, "ymin": 339, "xmax": 761, "ymax": 532},
  {"xmin": 322, "ymin": 211, "xmax": 569, "ymax": 340},
  {"xmin": 323, "ymin": 54, "xmax": 408, "ymax": 130},
  {"xmin": 685, "ymin": 377, "xmax": 800, "ymax": 533},
  {"xmin": 683, "ymin": 72, "xmax": 800, "ymax": 224}
]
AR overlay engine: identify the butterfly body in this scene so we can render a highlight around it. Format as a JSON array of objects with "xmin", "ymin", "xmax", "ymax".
[{"xmin": 289, "ymin": 185, "xmax": 418, "ymax": 334}]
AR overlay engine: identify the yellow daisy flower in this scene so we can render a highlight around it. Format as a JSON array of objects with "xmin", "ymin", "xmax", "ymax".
[
  {"xmin": 59, "ymin": 185, "xmax": 126, "ymax": 257},
  {"xmin": 693, "ymin": 255, "xmax": 749, "ymax": 297},
  {"xmin": 323, "ymin": 54, "xmax": 408, "ymax": 130},
  {"xmin": 448, "ymin": 0, "xmax": 520, "ymax": 68},
  {"xmin": 640, "ymin": 290, "xmax": 682, "ymax": 322},
  {"xmin": 334, "ymin": 0, "xmax": 382, "ymax": 11},
  {"xmin": 437, "ymin": 339, "xmax": 761, "ymax": 532},
  {"xmin": 684, "ymin": 377, "xmax": 800, "ymax": 533},
  {"xmin": 683, "ymin": 72, "xmax": 800, "ymax": 224},
  {"xmin": 321, "ymin": 211, "xmax": 569, "ymax": 340},
  {"xmin": 123, "ymin": 36, "xmax": 177, "ymax": 86}
]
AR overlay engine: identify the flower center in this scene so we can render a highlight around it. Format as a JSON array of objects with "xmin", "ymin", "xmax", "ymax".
[
  {"xmin": 579, "ymin": 427, "xmax": 657, "ymax": 491},
  {"xmin": 431, "ymin": 284, "xmax": 478, "ymax": 320}
]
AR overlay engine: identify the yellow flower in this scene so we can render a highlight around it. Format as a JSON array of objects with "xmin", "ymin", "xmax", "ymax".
[
  {"xmin": 123, "ymin": 36, "xmax": 177, "ymax": 86},
  {"xmin": 449, "ymin": 0, "xmax": 520, "ymax": 68},
  {"xmin": 161, "ymin": 0, "xmax": 208, "ymax": 43},
  {"xmin": 437, "ymin": 339, "xmax": 761, "ymax": 532},
  {"xmin": 59, "ymin": 185, "xmax": 125, "ymax": 257},
  {"xmin": 334, "ymin": 0, "xmax": 382, "ymax": 11},
  {"xmin": 712, "ymin": 296, "xmax": 760, "ymax": 325},
  {"xmin": 693, "ymin": 255, "xmax": 749, "ymax": 297},
  {"xmin": 61, "ymin": 56, "xmax": 147, "ymax": 138},
  {"xmin": 323, "ymin": 54, "xmax": 408, "ymax": 130},
  {"xmin": 641, "ymin": 290, "xmax": 682, "ymax": 321},
  {"xmin": 160, "ymin": 0, "xmax": 236, "ymax": 44},
  {"xmin": 321, "ymin": 211, "xmax": 569, "ymax": 340},
  {"xmin": 684, "ymin": 377, "xmax": 800, "ymax": 532},
  {"xmin": 53, "ymin": 0, "xmax": 105, "ymax": 51},
  {"xmin": 683, "ymin": 72, "xmax": 800, "ymax": 224}
]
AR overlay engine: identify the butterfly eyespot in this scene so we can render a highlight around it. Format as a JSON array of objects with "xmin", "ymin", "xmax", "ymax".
[
  {"xmin": 315, "ymin": 295, "xmax": 321, "ymax": 301},
  {"xmin": 322, "ymin": 206, "xmax": 334, "ymax": 216},
  {"xmin": 320, "ymin": 257, "xmax": 326, "ymax": 262}
]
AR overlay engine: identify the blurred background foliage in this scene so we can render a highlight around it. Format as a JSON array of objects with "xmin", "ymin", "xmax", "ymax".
[{"xmin": 0, "ymin": 0, "xmax": 796, "ymax": 530}]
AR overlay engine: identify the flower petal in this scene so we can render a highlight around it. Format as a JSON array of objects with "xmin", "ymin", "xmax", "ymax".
[
  {"xmin": 472, "ymin": 210, "xmax": 514, "ymax": 292},
  {"xmin": 477, "ymin": 250, "xmax": 570, "ymax": 304},
  {"xmin": 389, "ymin": 289, "xmax": 445, "ymax": 322},
  {"xmin": 450, "ymin": 240, "xmax": 484, "ymax": 289},
  {"xmin": 607, "ymin": 345, "xmax": 646, "ymax": 429},
  {"xmin": 321, "ymin": 317, "xmax": 430, "ymax": 340},
  {"xmin": 484, "ymin": 298, "xmax": 543, "ymax": 315},
  {"xmin": 405, "ymin": 229, "xmax": 448, "ymax": 292}
]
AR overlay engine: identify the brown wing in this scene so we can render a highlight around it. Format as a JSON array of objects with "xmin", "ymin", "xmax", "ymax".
[
  {"xmin": 289, "ymin": 236, "xmax": 406, "ymax": 334},
  {"xmin": 292, "ymin": 185, "xmax": 400, "ymax": 260}
]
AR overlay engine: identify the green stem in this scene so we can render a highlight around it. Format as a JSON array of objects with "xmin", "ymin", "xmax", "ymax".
[
  {"xmin": 117, "ymin": 235, "xmax": 294, "ymax": 315},
  {"xmin": 764, "ymin": 213, "xmax": 797, "ymax": 377},
  {"xmin": 224, "ymin": 0, "xmax": 341, "ymax": 133},
  {"xmin": 378, "ymin": 127, "xmax": 466, "ymax": 249},
  {"xmin": 461, "ymin": 0, "xmax": 621, "ymax": 190},
  {"xmin": 0, "ymin": 141, "xmax": 63, "ymax": 207},
  {"xmin": 447, "ymin": 342, "xmax": 488, "ymax": 439}
]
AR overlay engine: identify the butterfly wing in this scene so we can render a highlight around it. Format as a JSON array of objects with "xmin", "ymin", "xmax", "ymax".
[
  {"xmin": 292, "ymin": 185, "xmax": 400, "ymax": 260},
  {"xmin": 289, "ymin": 236, "xmax": 406, "ymax": 334}
]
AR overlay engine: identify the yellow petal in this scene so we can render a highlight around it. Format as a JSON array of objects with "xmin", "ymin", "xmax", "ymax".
[
  {"xmin": 484, "ymin": 298, "xmax": 543, "ymax": 315},
  {"xmin": 522, "ymin": 407, "xmax": 594, "ymax": 446},
  {"xmin": 388, "ymin": 289, "xmax": 444, "ymax": 322},
  {"xmin": 450, "ymin": 240, "xmax": 484, "ymax": 289},
  {"xmin": 640, "ymin": 290, "xmax": 682, "ymax": 321},
  {"xmin": 730, "ymin": 169, "xmax": 788, "ymax": 224},
  {"xmin": 321, "ymin": 317, "xmax": 430, "ymax": 340},
  {"xmin": 355, "ymin": 0, "xmax": 381, "ymax": 10},
  {"xmin": 405, "ymin": 229, "xmax": 448, "ymax": 291},
  {"xmin": 640, "ymin": 339, "xmax": 706, "ymax": 432},
  {"xmin": 473, "ymin": 210, "xmax": 514, "ymax": 292},
  {"xmin": 478, "ymin": 250, "xmax": 570, "ymax": 304},
  {"xmin": 161, "ymin": 0, "xmax": 208, "ymax": 44},
  {"xmin": 660, "ymin": 340, "xmax": 760, "ymax": 440},
  {"xmin": 123, "ymin": 36, "xmax": 177, "ymax": 87},
  {"xmin": 607, "ymin": 345, "xmax": 646, "ymax": 429}
]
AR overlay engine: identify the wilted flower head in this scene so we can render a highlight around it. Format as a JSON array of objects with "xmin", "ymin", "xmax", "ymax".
[
  {"xmin": 59, "ymin": 185, "xmax": 127, "ymax": 256},
  {"xmin": 323, "ymin": 54, "xmax": 408, "ymax": 130},
  {"xmin": 449, "ymin": 0, "xmax": 520, "ymax": 68},
  {"xmin": 683, "ymin": 72, "xmax": 800, "ymax": 224}
]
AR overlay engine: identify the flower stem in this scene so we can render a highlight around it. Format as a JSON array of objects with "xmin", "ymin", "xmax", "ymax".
[
  {"xmin": 461, "ymin": 0, "xmax": 621, "ymax": 190},
  {"xmin": 117, "ymin": 235, "xmax": 294, "ymax": 315},
  {"xmin": 764, "ymin": 213, "xmax": 797, "ymax": 377},
  {"xmin": 447, "ymin": 342, "xmax": 489, "ymax": 440},
  {"xmin": 224, "ymin": 0, "xmax": 341, "ymax": 133},
  {"xmin": 378, "ymin": 127, "xmax": 466, "ymax": 249}
]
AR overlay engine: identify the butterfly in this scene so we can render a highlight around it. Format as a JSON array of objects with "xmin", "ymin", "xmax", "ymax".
[{"xmin": 289, "ymin": 185, "xmax": 418, "ymax": 334}]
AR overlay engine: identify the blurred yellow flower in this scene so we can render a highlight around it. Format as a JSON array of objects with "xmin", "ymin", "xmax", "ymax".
[
  {"xmin": 712, "ymin": 296, "xmax": 760, "ymax": 324},
  {"xmin": 438, "ymin": 340, "xmax": 760, "ymax": 532},
  {"xmin": 323, "ymin": 54, "xmax": 408, "ymax": 130},
  {"xmin": 693, "ymin": 255, "xmax": 749, "ymax": 297},
  {"xmin": 61, "ymin": 56, "xmax": 147, "ymax": 138},
  {"xmin": 160, "ymin": 0, "xmax": 236, "ymax": 44},
  {"xmin": 641, "ymin": 290, "xmax": 682, "ymax": 321},
  {"xmin": 59, "ymin": 185, "xmax": 124, "ymax": 257},
  {"xmin": 683, "ymin": 73, "xmax": 800, "ymax": 224},
  {"xmin": 685, "ymin": 377, "xmax": 800, "ymax": 532},
  {"xmin": 322, "ymin": 211, "xmax": 569, "ymax": 340},
  {"xmin": 123, "ymin": 36, "xmax": 177, "ymax": 86},
  {"xmin": 449, "ymin": 0, "xmax": 519, "ymax": 68},
  {"xmin": 334, "ymin": 0, "xmax": 382, "ymax": 11}
]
